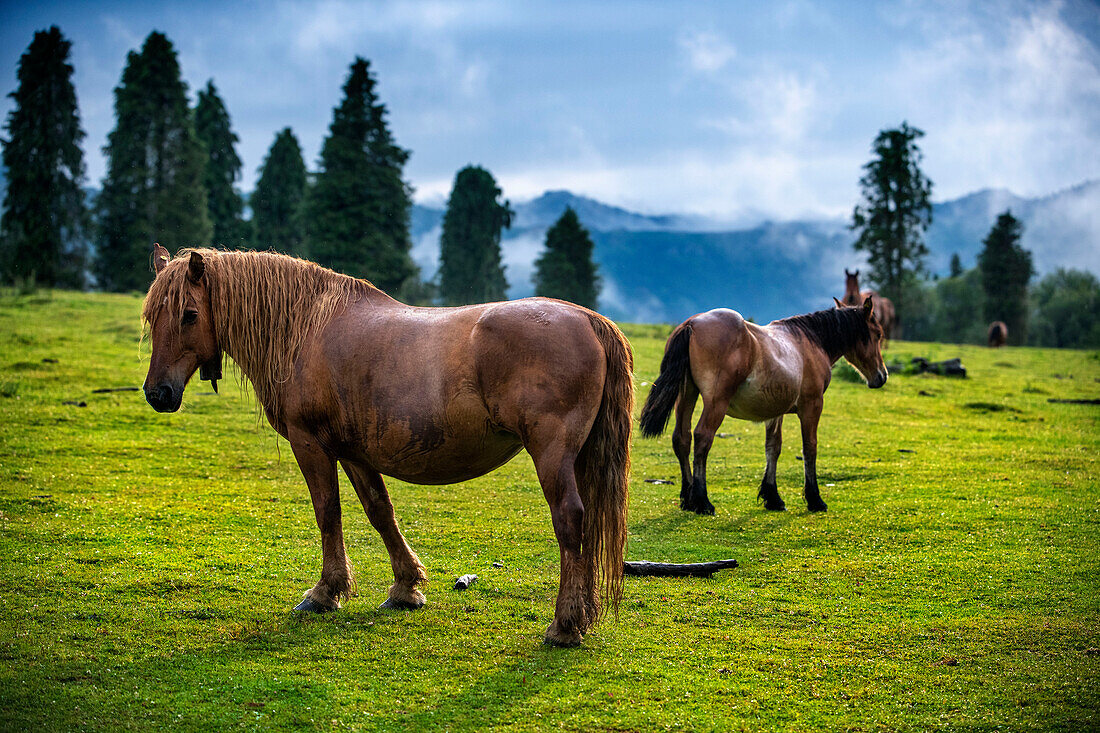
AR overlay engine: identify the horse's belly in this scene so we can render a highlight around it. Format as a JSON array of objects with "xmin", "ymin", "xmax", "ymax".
[
  {"xmin": 726, "ymin": 378, "xmax": 797, "ymax": 422},
  {"xmin": 361, "ymin": 427, "xmax": 523, "ymax": 485}
]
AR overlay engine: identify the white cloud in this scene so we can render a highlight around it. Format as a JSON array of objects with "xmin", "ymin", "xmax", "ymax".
[{"xmin": 678, "ymin": 29, "xmax": 736, "ymax": 73}]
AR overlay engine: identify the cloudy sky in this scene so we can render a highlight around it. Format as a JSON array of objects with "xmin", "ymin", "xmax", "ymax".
[{"xmin": 2, "ymin": 0, "xmax": 1098, "ymax": 222}]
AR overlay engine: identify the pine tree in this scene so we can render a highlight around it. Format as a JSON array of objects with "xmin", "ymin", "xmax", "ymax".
[
  {"xmin": 533, "ymin": 207, "xmax": 601, "ymax": 309},
  {"xmin": 851, "ymin": 122, "xmax": 933, "ymax": 321},
  {"xmin": 949, "ymin": 253, "xmax": 963, "ymax": 279},
  {"xmin": 979, "ymin": 210, "xmax": 1032, "ymax": 345},
  {"xmin": 96, "ymin": 31, "xmax": 211, "ymax": 292},
  {"xmin": 303, "ymin": 57, "xmax": 416, "ymax": 293},
  {"xmin": 252, "ymin": 128, "xmax": 307, "ymax": 255},
  {"xmin": 195, "ymin": 80, "xmax": 248, "ymax": 248},
  {"xmin": 0, "ymin": 26, "xmax": 88, "ymax": 288},
  {"xmin": 438, "ymin": 166, "xmax": 513, "ymax": 305}
]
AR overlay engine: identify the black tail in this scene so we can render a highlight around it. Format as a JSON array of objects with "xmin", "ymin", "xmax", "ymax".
[{"xmin": 639, "ymin": 324, "xmax": 692, "ymax": 438}]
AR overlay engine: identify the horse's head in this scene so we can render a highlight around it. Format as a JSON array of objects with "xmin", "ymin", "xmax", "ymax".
[
  {"xmin": 142, "ymin": 244, "xmax": 222, "ymax": 412},
  {"xmin": 834, "ymin": 295, "xmax": 887, "ymax": 389},
  {"xmin": 843, "ymin": 269, "xmax": 861, "ymax": 306}
]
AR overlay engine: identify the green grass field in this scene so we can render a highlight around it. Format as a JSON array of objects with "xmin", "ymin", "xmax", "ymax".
[{"xmin": 1, "ymin": 290, "xmax": 1098, "ymax": 731}]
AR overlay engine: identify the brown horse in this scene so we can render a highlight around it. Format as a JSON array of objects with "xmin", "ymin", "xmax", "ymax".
[
  {"xmin": 987, "ymin": 321, "xmax": 1008, "ymax": 347},
  {"xmin": 844, "ymin": 269, "xmax": 896, "ymax": 342},
  {"xmin": 639, "ymin": 298, "xmax": 887, "ymax": 514},
  {"xmin": 141, "ymin": 245, "xmax": 632, "ymax": 647}
]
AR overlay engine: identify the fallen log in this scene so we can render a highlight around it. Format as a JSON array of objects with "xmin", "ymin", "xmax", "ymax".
[
  {"xmin": 1047, "ymin": 398, "xmax": 1100, "ymax": 405},
  {"xmin": 92, "ymin": 386, "xmax": 141, "ymax": 393},
  {"xmin": 623, "ymin": 559, "xmax": 739, "ymax": 578}
]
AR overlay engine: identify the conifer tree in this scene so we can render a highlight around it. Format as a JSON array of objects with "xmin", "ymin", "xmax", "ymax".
[
  {"xmin": 533, "ymin": 207, "xmax": 601, "ymax": 309},
  {"xmin": 303, "ymin": 57, "xmax": 416, "ymax": 293},
  {"xmin": 851, "ymin": 122, "xmax": 933, "ymax": 320},
  {"xmin": 979, "ymin": 210, "xmax": 1033, "ymax": 345},
  {"xmin": 95, "ymin": 32, "xmax": 211, "ymax": 292},
  {"xmin": 252, "ymin": 128, "xmax": 307, "ymax": 255},
  {"xmin": 195, "ymin": 80, "xmax": 248, "ymax": 248},
  {"xmin": 0, "ymin": 26, "xmax": 88, "ymax": 288},
  {"xmin": 438, "ymin": 165, "xmax": 513, "ymax": 305}
]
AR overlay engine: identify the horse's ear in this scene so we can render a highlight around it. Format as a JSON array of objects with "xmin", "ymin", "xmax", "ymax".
[
  {"xmin": 854, "ymin": 269, "xmax": 860, "ymax": 277},
  {"xmin": 187, "ymin": 251, "xmax": 205, "ymax": 284},
  {"xmin": 153, "ymin": 243, "xmax": 170, "ymax": 276},
  {"xmin": 844, "ymin": 268, "xmax": 851, "ymax": 277},
  {"xmin": 863, "ymin": 295, "xmax": 874, "ymax": 318},
  {"xmin": 833, "ymin": 296, "xmax": 844, "ymax": 308}
]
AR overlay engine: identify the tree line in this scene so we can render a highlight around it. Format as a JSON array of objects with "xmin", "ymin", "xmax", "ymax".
[
  {"xmin": 0, "ymin": 27, "xmax": 599, "ymax": 308},
  {"xmin": 1, "ymin": 28, "xmax": 1095, "ymax": 344},
  {"xmin": 850, "ymin": 123, "xmax": 1099, "ymax": 349}
]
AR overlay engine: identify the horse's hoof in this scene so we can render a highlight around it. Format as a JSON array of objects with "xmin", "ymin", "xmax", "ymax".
[
  {"xmin": 764, "ymin": 500, "xmax": 786, "ymax": 512},
  {"xmin": 379, "ymin": 597, "xmax": 425, "ymax": 611},
  {"xmin": 693, "ymin": 503, "xmax": 716, "ymax": 516},
  {"xmin": 543, "ymin": 623, "xmax": 583, "ymax": 648},
  {"xmin": 807, "ymin": 502, "xmax": 828, "ymax": 513},
  {"xmin": 294, "ymin": 597, "xmax": 336, "ymax": 613}
]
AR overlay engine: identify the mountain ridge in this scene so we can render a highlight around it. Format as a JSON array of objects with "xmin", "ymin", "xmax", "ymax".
[{"xmin": 410, "ymin": 180, "xmax": 1100, "ymax": 323}]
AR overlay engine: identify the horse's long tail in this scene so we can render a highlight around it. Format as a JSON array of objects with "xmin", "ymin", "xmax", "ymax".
[
  {"xmin": 577, "ymin": 313, "xmax": 633, "ymax": 628},
  {"xmin": 639, "ymin": 323, "xmax": 693, "ymax": 438}
]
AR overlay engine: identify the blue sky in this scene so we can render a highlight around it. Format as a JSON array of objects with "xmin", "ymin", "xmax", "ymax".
[{"xmin": 2, "ymin": 0, "xmax": 1098, "ymax": 221}]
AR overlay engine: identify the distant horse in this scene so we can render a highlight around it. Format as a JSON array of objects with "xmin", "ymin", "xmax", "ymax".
[
  {"xmin": 844, "ymin": 269, "xmax": 896, "ymax": 342},
  {"xmin": 988, "ymin": 321, "xmax": 1008, "ymax": 347},
  {"xmin": 142, "ymin": 245, "xmax": 632, "ymax": 647},
  {"xmin": 639, "ymin": 298, "xmax": 887, "ymax": 514}
]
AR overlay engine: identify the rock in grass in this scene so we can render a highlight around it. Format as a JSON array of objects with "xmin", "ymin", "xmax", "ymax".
[{"xmin": 454, "ymin": 574, "xmax": 478, "ymax": 590}]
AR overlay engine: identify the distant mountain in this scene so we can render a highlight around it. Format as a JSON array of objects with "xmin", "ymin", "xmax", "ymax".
[{"xmin": 411, "ymin": 182, "xmax": 1100, "ymax": 324}]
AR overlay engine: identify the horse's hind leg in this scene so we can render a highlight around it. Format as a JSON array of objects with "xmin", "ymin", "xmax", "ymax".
[
  {"xmin": 672, "ymin": 381, "xmax": 699, "ymax": 509},
  {"xmin": 290, "ymin": 436, "xmax": 354, "ymax": 612},
  {"xmin": 342, "ymin": 462, "xmax": 427, "ymax": 609},
  {"xmin": 529, "ymin": 442, "xmax": 588, "ymax": 647},
  {"xmin": 758, "ymin": 417, "xmax": 786, "ymax": 511},
  {"xmin": 687, "ymin": 397, "xmax": 729, "ymax": 515}
]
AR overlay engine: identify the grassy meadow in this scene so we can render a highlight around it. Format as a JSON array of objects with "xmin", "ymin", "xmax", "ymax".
[{"xmin": 1, "ymin": 290, "xmax": 1098, "ymax": 731}]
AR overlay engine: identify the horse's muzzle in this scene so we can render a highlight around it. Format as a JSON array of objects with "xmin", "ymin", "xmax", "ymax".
[
  {"xmin": 144, "ymin": 382, "xmax": 182, "ymax": 412},
  {"xmin": 868, "ymin": 370, "xmax": 888, "ymax": 389}
]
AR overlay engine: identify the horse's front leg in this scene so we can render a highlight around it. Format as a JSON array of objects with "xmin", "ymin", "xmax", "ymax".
[
  {"xmin": 290, "ymin": 434, "xmax": 354, "ymax": 612},
  {"xmin": 758, "ymin": 416, "xmax": 785, "ymax": 511},
  {"xmin": 798, "ymin": 398, "xmax": 827, "ymax": 512},
  {"xmin": 341, "ymin": 462, "xmax": 426, "ymax": 610}
]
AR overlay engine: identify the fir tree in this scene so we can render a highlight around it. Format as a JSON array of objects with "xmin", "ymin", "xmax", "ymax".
[
  {"xmin": 0, "ymin": 26, "xmax": 88, "ymax": 288},
  {"xmin": 96, "ymin": 31, "xmax": 211, "ymax": 292},
  {"xmin": 252, "ymin": 128, "xmax": 307, "ymax": 255},
  {"xmin": 303, "ymin": 57, "xmax": 416, "ymax": 293},
  {"xmin": 438, "ymin": 165, "xmax": 513, "ymax": 305},
  {"xmin": 979, "ymin": 210, "xmax": 1033, "ymax": 345},
  {"xmin": 851, "ymin": 122, "xmax": 933, "ymax": 321},
  {"xmin": 195, "ymin": 80, "xmax": 248, "ymax": 248},
  {"xmin": 533, "ymin": 207, "xmax": 601, "ymax": 309},
  {"xmin": 949, "ymin": 253, "xmax": 963, "ymax": 279}
]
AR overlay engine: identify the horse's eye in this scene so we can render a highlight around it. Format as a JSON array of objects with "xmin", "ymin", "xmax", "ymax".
[{"xmin": 182, "ymin": 310, "xmax": 199, "ymax": 326}]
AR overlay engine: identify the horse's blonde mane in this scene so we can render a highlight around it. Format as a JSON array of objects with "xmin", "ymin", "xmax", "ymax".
[{"xmin": 142, "ymin": 248, "xmax": 372, "ymax": 418}]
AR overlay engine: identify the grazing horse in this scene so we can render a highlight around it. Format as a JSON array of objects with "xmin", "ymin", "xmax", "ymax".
[
  {"xmin": 987, "ymin": 321, "xmax": 1008, "ymax": 347},
  {"xmin": 844, "ymin": 269, "xmax": 896, "ymax": 342},
  {"xmin": 639, "ymin": 298, "xmax": 887, "ymax": 514},
  {"xmin": 141, "ymin": 245, "xmax": 633, "ymax": 647}
]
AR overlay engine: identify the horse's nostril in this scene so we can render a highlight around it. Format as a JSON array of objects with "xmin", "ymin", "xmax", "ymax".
[{"xmin": 158, "ymin": 385, "xmax": 173, "ymax": 404}]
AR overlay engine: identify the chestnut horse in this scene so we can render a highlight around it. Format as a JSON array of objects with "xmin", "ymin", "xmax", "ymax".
[
  {"xmin": 844, "ymin": 269, "xmax": 896, "ymax": 342},
  {"xmin": 639, "ymin": 298, "xmax": 887, "ymax": 514},
  {"xmin": 987, "ymin": 321, "xmax": 1008, "ymax": 347},
  {"xmin": 141, "ymin": 245, "xmax": 632, "ymax": 647}
]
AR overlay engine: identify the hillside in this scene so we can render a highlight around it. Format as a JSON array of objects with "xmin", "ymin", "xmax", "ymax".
[{"xmin": 412, "ymin": 181, "xmax": 1100, "ymax": 324}]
